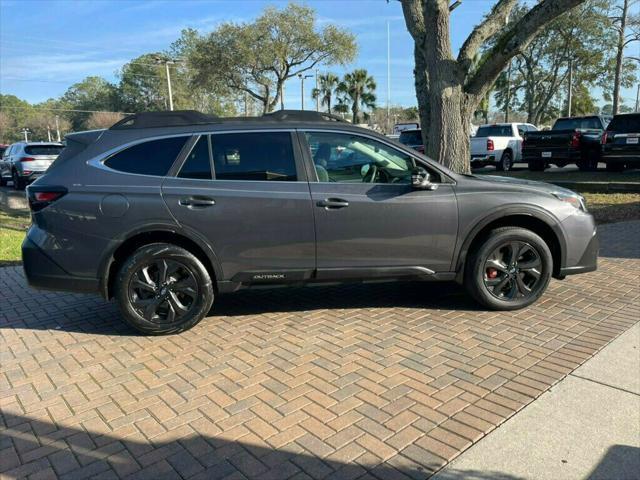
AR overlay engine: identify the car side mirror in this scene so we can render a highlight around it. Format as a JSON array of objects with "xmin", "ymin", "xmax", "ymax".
[{"xmin": 411, "ymin": 167, "xmax": 438, "ymax": 190}]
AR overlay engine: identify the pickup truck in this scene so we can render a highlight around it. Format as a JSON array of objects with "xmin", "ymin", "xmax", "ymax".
[
  {"xmin": 523, "ymin": 115, "xmax": 611, "ymax": 171},
  {"xmin": 470, "ymin": 123, "xmax": 537, "ymax": 171}
]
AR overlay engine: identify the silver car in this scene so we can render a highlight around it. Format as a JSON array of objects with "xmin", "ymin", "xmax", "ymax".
[{"xmin": 0, "ymin": 141, "xmax": 64, "ymax": 190}]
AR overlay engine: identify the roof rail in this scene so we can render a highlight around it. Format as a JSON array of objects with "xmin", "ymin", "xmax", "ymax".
[
  {"xmin": 263, "ymin": 110, "xmax": 347, "ymax": 123},
  {"xmin": 109, "ymin": 109, "xmax": 348, "ymax": 130},
  {"xmin": 110, "ymin": 110, "xmax": 218, "ymax": 130}
]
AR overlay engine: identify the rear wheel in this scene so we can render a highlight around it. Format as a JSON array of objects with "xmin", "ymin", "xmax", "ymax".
[
  {"xmin": 0, "ymin": 173, "xmax": 6, "ymax": 187},
  {"xmin": 528, "ymin": 160, "xmax": 546, "ymax": 171},
  {"xmin": 115, "ymin": 243, "xmax": 214, "ymax": 335},
  {"xmin": 12, "ymin": 170, "xmax": 24, "ymax": 190},
  {"xmin": 496, "ymin": 151, "xmax": 513, "ymax": 171},
  {"xmin": 464, "ymin": 227, "xmax": 552, "ymax": 310},
  {"xmin": 578, "ymin": 150, "xmax": 599, "ymax": 171},
  {"xmin": 605, "ymin": 162, "xmax": 625, "ymax": 172}
]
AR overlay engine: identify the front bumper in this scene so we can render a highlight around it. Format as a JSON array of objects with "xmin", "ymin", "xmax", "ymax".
[
  {"xmin": 22, "ymin": 237, "xmax": 99, "ymax": 294},
  {"xmin": 557, "ymin": 214, "xmax": 598, "ymax": 277}
]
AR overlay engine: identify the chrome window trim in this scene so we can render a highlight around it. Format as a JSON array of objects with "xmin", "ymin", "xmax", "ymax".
[{"xmin": 87, "ymin": 133, "xmax": 193, "ymax": 179}]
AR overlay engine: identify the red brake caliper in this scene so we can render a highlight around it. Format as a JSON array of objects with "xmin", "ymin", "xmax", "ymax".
[{"xmin": 487, "ymin": 268, "xmax": 499, "ymax": 279}]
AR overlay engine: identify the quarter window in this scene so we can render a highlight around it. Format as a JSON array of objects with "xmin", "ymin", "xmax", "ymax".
[
  {"xmin": 105, "ymin": 136, "xmax": 188, "ymax": 176},
  {"xmin": 305, "ymin": 131, "xmax": 416, "ymax": 184},
  {"xmin": 178, "ymin": 136, "xmax": 212, "ymax": 180},
  {"xmin": 211, "ymin": 132, "xmax": 297, "ymax": 181}
]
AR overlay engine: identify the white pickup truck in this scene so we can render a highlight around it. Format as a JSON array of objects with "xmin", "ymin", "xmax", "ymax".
[{"xmin": 470, "ymin": 123, "xmax": 538, "ymax": 171}]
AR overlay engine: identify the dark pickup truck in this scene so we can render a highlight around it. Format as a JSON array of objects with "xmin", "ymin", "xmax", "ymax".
[{"xmin": 523, "ymin": 115, "xmax": 611, "ymax": 171}]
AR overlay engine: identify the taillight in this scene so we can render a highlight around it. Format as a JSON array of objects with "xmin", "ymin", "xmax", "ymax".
[
  {"xmin": 27, "ymin": 186, "xmax": 67, "ymax": 212},
  {"xmin": 601, "ymin": 131, "xmax": 608, "ymax": 144},
  {"xmin": 571, "ymin": 131, "xmax": 581, "ymax": 148},
  {"xmin": 20, "ymin": 156, "xmax": 36, "ymax": 162},
  {"xmin": 487, "ymin": 139, "xmax": 494, "ymax": 151}
]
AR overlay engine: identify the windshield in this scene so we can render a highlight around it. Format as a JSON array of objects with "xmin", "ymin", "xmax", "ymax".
[
  {"xmin": 475, "ymin": 125, "xmax": 512, "ymax": 137},
  {"xmin": 553, "ymin": 117, "xmax": 603, "ymax": 130},
  {"xmin": 607, "ymin": 115, "xmax": 640, "ymax": 133},
  {"xmin": 399, "ymin": 130, "xmax": 422, "ymax": 146},
  {"xmin": 24, "ymin": 145, "xmax": 64, "ymax": 156}
]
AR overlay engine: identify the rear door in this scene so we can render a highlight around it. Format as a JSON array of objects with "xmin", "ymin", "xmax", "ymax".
[
  {"xmin": 161, "ymin": 130, "xmax": 316, "ymax": 283},
  {"xmin": 300, "ymin": 129, "xmax": 458, "ymax": 276}
]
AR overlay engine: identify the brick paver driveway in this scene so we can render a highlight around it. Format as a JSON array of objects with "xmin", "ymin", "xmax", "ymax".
[{"xmin": 2, "ymin": 221, "xmax": 639, "ymax": 480}]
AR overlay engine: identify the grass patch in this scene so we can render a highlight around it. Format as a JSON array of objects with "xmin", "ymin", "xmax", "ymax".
[
  {"xmin": 0, "ymin": 227, "xmax": 25, "ymax": 265},
  {"xmin": 583, "ymin": 193, "xmax": 640, "ymax": 224},
  {"xmin": 483, "ymin": 169, "xmax": 640, "ymax": 184}
]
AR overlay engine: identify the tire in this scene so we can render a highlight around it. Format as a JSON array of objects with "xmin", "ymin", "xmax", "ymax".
[
  {"xmin": 12, "ymin": 170, "xmax": 24, "ymax": 190},
  {"xmin": 464, "ymin": 227, "xmax": 553, "ymax": 311},
  {"xmin": 0, "ymin": 173, "xmax": 6, "ymax": 187},
  {"xmin": 605, "ymin": 162, "xmax": 625, "ymax": 172},
  {"xmin": 496, "ymin": 151, "xmax": 513, "ymax": 171},
  {"xmin": 115, "ymin": 243, "xmax": 214, "ymax": 335},
  {"xmin": 578, "ymin": 150, "xmax": 599, "ymax": 172},
  {"xmin": 528, "ymin": 160, "xmax": 545, "ymax": 171}
]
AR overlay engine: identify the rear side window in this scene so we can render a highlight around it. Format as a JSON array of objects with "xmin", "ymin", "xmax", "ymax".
[
  {"xmin": 476, "ymin": 125, "xmax": 513, "ymax": 137},
  {"xmin": 178, "ymin": 136, "xmax": 212, "ymax": 180},
  {"xmin": 105, "ymin": 136, "xmax": 188, "ymax": 176},
  {"xmin": 25, "ymin": 145, "xmax": 64, "ymax": 156},
  {"xmin": 211, "ymin": 132, "xmax": 297, "ymax": 181},
  {"xmin": 607, "ymin": 115, "xmax": 640, "ymax": 133}
]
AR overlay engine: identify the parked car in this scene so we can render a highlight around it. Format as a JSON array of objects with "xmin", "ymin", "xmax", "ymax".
[
  {"xmin": 393, "ymin": 122, "xmax": 419, "ymax": 135},
  {"xmin": 471, "ymin": 123, "xmax": 538, "ymax": 171},
  {"xmin": 0, "ymin": 141, "xmax": 64, "ymax": 190},
  {"xmin": 601, "ymin": 112, "xmax": 640, "ymax": 172},
  {"xmin": 398, "ymin": 128, "xmax": 425, "ymax": 153},
  {"xmin": 23, "ymin": 110, "xmax": 598, "ymax": 334},
  {"xmin": 523, "ymin": 115, "xmax": 611, "ymax": 171}
]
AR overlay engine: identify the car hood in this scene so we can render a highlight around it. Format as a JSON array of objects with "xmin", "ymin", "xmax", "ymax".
[{"xmin": 471, "ymin": 174, "xmax": 577, "ymax": 196}]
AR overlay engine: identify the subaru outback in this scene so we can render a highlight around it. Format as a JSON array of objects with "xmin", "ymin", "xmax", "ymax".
[{"xmin": 22, "ymin": 110, "xmax": 598, "ymax": 335}]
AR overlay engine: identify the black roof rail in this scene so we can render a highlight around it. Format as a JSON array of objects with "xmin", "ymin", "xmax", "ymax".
[
  {"xmin": 110, "ymin": 110, "xmax": 219, "ymax": 130},
  {"xmin": 262, "ymin": 110, "xmax": 347, "ymax": 123},
  {"xmin": 109, "ymin": 109, "xmax": 348, "ymax": 130}
]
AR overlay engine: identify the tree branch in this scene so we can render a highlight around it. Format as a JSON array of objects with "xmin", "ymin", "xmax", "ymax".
[
  {"xmin": 464, "ymin": 0, "xmax": 587, "ymax": 100},
  {"xmin": 457, "ymin": 0, "xmax": 517, "ymax": 70}
]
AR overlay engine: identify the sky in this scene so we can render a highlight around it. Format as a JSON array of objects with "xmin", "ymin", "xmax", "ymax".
[{"xmin": 0, "ymin": 0, "xmax": 638, "ymax": 111}]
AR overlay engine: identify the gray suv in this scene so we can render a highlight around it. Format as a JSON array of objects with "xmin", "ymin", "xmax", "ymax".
[
  {"xmin": 0, "ymin": 142, "xmax": 64, "ymax": 189},
  {"xmin": 22, "ymin": 110, "xmax": 598, "ymax": 335}
]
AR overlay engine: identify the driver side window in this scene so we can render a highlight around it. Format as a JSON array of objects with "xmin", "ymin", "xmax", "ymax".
[{"xmin": 305, "ymin": 131, "xmax": 416, "ymax": 184}]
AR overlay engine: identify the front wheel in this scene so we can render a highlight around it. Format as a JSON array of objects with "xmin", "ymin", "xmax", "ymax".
[
  {"xmin": 464, "ymin": 227, "xmax": 552, "ymax": 310},
  {"xmin": 115, "ymin": 243, "xmax": 214, "ymax": 335}
]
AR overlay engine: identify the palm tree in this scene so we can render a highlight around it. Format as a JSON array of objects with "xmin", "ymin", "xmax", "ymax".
[
  {"xmin": 337, "ymin": 69, "xmax": 376, "ymax": 124},
  {"xmin": 311, "ymin": 73, "xmax": 340, "ymax": 113}
]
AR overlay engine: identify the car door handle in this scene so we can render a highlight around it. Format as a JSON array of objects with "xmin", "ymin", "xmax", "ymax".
[
  {"xmin": 179, "ymin": 196, "xmax": 216, "ymax": 208},
  {"xmin": 317, "ymin": 198, "xmax": 349, "ymax": 209}
]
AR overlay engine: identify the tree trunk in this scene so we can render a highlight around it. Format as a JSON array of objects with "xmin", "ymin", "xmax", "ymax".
[
  {"xmin": 613, "ymin": 0, "xmax": 628, "ymax": 115},
  {"xmin": 352, "ymin": 93, "xmax": 360, "ymax": 123},
  {"xmin": 426, "ymin": 84, "xmax": 473, "ymax": 174}
]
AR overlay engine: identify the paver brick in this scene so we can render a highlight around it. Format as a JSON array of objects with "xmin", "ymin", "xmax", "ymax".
[{"xmin": 1, "ymin": 221, "xmax": 639, "ymax": 479}]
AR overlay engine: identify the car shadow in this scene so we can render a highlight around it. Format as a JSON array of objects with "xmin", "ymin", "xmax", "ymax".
[
  {"xmin": 0, "ymin": 275, "xmax": 483, "ymax": 336},
  {"xmin": 585, "ymin": 444, "xmax": 640, "ymax": 480},
  {"xmin": 0, "ymin": 412, "xmax": 527, "ymax": 480}
]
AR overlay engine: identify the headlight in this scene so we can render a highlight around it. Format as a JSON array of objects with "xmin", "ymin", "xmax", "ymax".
[{"xmin": 552, "ymin": 191, "xmax": 587, "ymax": 212}]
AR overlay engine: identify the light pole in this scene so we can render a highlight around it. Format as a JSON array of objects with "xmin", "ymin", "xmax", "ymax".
[
  {"xmin": 55, "ymin": 115, "xmax": 61, "ymax": 142},
  {"xmin": 298, "ymin": 74, "xmax": 313, "ymax": 110},
  {"xmin": 21, "ymin": 128, "xmax": 30, "ymax": 142},
  {"xmin": 164, "ymin": 61, "xmax": 174, "ymax": 111}
]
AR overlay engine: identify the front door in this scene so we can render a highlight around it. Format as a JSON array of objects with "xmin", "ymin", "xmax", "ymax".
[
  {"xmin": 300, "ymin": 130, "xmax": 458, "ymax": 275},
  {"xmin": 162, "ymin": 131, "xmax": 316, "ymax": 283}
]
